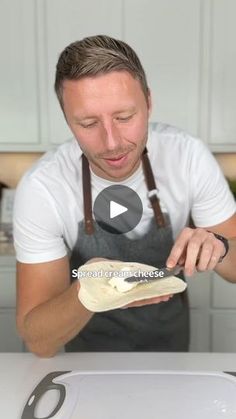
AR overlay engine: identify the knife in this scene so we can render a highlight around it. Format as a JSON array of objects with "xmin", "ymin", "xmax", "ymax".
[{"xmin": 124, "ymin": 264, "xmax": 183, "ymax": 284}]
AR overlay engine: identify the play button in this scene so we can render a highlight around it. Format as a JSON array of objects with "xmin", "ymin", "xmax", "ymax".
[
  {"xmin": 93, "ymin": 185, "xmax": 143, "ymax": 234},
  {"xmin": 110, "ymin": 201, "xmax": 128, "ymax": 219}
]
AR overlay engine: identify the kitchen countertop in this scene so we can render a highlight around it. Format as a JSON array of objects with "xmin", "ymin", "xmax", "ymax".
[{"xmin": 1, "ymin": 352, "xmax": 236, "ymax": 418}]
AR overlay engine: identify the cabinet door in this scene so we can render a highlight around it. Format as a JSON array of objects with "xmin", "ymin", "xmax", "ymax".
[
  {"xmin": 212, "ymin": 312, "xmax": 236, "ymax": 352},
  {"xmin": 0, "ymin": 309, "xmax": 23, "ymax": 352},
  {"xmin": 189, "ymin": 309, "xmax": 210, "ymax": 352},
  {"xmin": 212, "ymin": 273, "xmax": 236, "ymax": 309},
  {"xmin": 211, "ymin": 273, "xmax": 236, "ymax": 352},
  {"xmin": 124, "ymin": 0, "xmax": 201, "ymax": 136},
  {"xmin": 203, "ymin": 0, "xmax": 236, "ymax": 151},
  {"xmin": 43, "ymin": 0, "xmax": 123, "ymax": 145},
  {"xmin": 187, "ymin": 272, "xmax": 211, "ymax": 352},
  {"xmin": 0, "ymin": 0, "xmax": 39, "ymax": 151},
  {"xmin": 0, "ymin": 265, "xmax": 16, "ymax": 308}
]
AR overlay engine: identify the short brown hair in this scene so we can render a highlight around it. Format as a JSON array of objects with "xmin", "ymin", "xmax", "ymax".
[{"xmin": 54, "ymin": 34, "xmax": 149, "ymax": 108}]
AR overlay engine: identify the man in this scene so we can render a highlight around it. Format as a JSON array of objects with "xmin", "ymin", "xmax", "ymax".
[{"xmin": 14, "ymin": 35, "xmax": 236, "ymax": 357}]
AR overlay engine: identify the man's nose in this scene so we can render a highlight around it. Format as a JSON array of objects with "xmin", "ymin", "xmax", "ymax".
[{"xmin": 102, "ymin": 121, "xmax": 121, "ymax": 150}]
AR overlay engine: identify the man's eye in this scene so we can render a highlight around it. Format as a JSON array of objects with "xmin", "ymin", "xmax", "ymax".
[
  {"xmin": 117, "ymin": 114, "xmax": 134, "ymax": 122},
  {"xmin": 81, "ymin": 122, "xmax": 97, "ymax": 128}
]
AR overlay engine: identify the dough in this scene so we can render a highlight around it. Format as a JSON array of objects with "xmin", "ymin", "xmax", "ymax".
[{"xmin": 78, "ymin": 260, "xmax": 187, "ymax": 312}]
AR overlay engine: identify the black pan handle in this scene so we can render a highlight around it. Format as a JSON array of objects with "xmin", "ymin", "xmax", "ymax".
[{"xmin": 21, "ymin": 371, "xmax": 71, "ymax": 419}]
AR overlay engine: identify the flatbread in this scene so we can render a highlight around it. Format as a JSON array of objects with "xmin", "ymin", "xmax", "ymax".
[{"xmin": 78, "ymin": 261, "xmax": 187, "ymax": 312}]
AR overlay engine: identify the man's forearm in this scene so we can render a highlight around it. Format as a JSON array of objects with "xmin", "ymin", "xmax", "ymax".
[
  {"xmin": 214, "ymin": 237, "xmax": 236, "ymax": 282},
  {"xmin": 20, "ymin": 281, "xmax": 93, "ymax": 357}
]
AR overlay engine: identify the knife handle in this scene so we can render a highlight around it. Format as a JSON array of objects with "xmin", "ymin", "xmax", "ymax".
[{"xmin": 21, "ymin": 371, "xmax": 71, "ymax": 419}]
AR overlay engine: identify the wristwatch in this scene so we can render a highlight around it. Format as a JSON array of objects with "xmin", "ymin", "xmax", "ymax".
[{"xmin": 208, "ymin": 231, "xmax": 229, "ymax": 263}]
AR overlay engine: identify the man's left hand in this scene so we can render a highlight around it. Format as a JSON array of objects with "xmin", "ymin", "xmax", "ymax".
[{"xmin": 166, "ymin": 227, "xmax": 226, "ymax": 276}]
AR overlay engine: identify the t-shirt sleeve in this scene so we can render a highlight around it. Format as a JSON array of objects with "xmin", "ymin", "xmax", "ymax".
[
  {"xmin": 189, "ymin": 139, "xmax": 236, "ymax": 227},
  {"xmin": 13, "ymin": 175, "xmax": 67, "ymax": 263}
]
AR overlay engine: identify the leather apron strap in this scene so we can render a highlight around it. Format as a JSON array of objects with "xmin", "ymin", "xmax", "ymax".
[
  {"xmin": 142, "ymin": 147, "xmax": 166, "ymax": 227},
  {"xmin": 82, "ymin": 154, "xmax": 94, "ymax": 235},
  {"xmin": 82, "ymin": 148, "xmax": 165, "ymax": 234}
]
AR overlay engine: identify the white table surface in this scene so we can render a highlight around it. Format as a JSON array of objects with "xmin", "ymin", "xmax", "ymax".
[{"xmin": 1, "ymin": 352, "xmax": 236, "ymax": 419}]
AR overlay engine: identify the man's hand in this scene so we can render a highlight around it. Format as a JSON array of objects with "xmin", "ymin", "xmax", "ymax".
[
  {"xmin": 16, "ymin": 256, "xmax": 94, "ymax": 357},
  {"xmin": 166, "ymin": 227, "xmax": 226, "ymax": 276},
  {"xmin": 121, "ymin": 294, "xmax": 174, "ymax": 309}
]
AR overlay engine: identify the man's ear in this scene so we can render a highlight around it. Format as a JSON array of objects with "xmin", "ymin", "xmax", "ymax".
[{"xmin": 147, "ymin": 88, "xmax": 152, "ymax": 117}]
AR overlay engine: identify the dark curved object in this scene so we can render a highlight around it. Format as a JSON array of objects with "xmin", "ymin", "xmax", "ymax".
[{"xmin": 21, "ymin": 371, "xmax": 71, "ymax": 419}]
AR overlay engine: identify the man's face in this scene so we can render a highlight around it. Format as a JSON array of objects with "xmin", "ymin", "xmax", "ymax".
[{"xmin": 62, "ymin": 71, "xmax": 151, "ymax": 181}]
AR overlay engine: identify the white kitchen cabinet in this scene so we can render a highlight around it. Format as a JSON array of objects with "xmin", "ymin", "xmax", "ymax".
[
  {"xmin": 43, "ymin": 0, "xmax": 202, "ymax": 143},
  {"xmin": 124, "ymin": 0, "xmax": 201, "ymax": 137},
  {"xmin": 0, "ymin": 309, "xmax": 23, "ymax": 352},
  {"xmin": 200, "ymin": 0, "xmax": 236, "ymax": 151},
  {"xmin": 1, "ymin": 0, "xmax": 236, "ymax": 151},
  {"xmin": 187, "ymin": 272, "xmax": 211, "ymax": 352},
  {"xmin": 42, "ymin": 0, "xmax": 123, "ymax": 145},
  {"xmin": 212, "ymin": 312, "xmax": 236, "ymax": 352},
  {"xmin": 188, "ymin": 271, "xmax": 236, "ymax": 352},
  {"xmin": 0, "ymin": 263, "xmax": 16, "ymax": 307},
  {"xmin": 211, "ymin": 272, "xmax": 236, "ymax": 352},
  {"xmin": 212, "ymin": 272, "xmax": 236, "ymax": 309},
  {"xmin": 189, "ymin": 309, "xmax": 210, "ymax": 352},
  {"xmin": 42, "ymin": 0, "xmax": 236, "ymax": 150},
  {"xmin": 0, "ymin": 0, "xmax": 42, "ymax": 151},
  {"xmin": 0, "ymin": 256, "xmax": 23, "ymax": 352},
  {"xmin": 0, "ymin": 0, "xmax": 124, "ymax": 150}
]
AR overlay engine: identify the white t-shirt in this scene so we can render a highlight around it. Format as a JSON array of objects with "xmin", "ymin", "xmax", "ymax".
[{"xmin": 13, "ymin": 123, "xmax": 236, "ymax": 263}]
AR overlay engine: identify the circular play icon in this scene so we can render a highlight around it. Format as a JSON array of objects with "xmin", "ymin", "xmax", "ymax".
[{"xmin": 93, "ymin": 185, "xmax": 143, "ymax": 234}]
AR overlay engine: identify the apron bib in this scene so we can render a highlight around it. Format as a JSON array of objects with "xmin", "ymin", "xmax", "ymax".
[{"xmin": 66, "ymin": 149, "xmax": 189, "ymax": 352}]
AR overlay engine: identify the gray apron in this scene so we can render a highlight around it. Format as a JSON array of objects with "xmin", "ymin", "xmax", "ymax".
[{"xmin": 66, "ymin": 149, "xmax": 189, "ymax": 352}]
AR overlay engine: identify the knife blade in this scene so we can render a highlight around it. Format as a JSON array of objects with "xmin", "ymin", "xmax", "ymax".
[{"xmin": 124, "ymin": 264, "xmax": 183, "ymax": 284}]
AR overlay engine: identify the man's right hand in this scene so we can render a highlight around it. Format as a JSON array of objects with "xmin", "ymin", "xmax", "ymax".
[
  {"xmin": 121, "ymin": 294, "xmax": 174, "ymax": 309},
  {"xmin": 16, "ymin": 255, "xmax": 93, "ymax": 358}
]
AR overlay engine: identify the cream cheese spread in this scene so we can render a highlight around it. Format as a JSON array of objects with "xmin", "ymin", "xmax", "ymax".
[{"xmin": 108, "ymin": 267, "xmax": 138, "ymax": 293}]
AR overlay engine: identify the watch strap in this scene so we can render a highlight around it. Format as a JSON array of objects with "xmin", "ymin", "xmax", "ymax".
[{"xmin": 208, "ymin": 231, "xmax": 229, "ymax": 263}]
